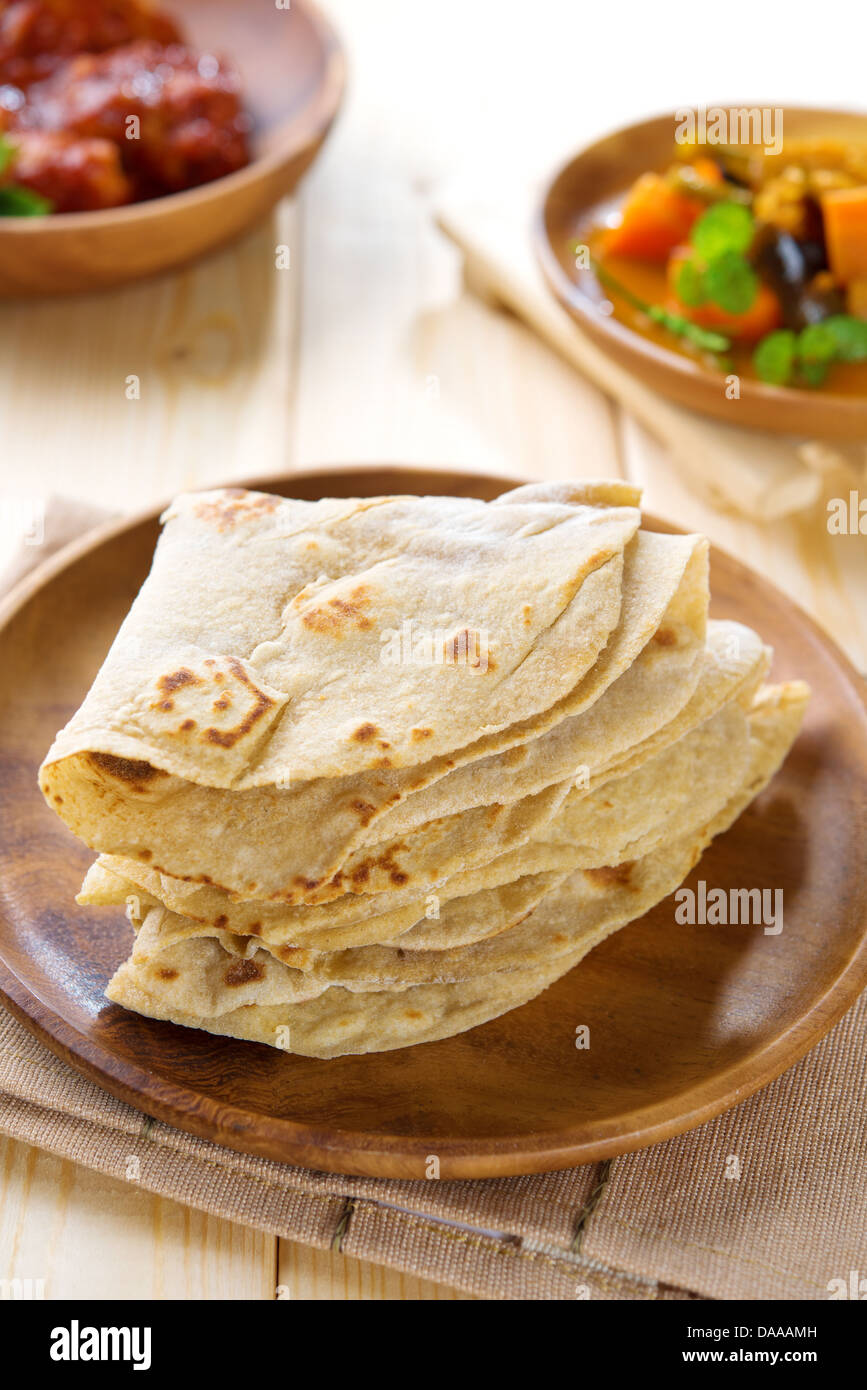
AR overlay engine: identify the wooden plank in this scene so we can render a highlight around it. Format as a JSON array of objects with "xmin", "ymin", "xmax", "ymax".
[
  {"xmin": 0, "ymin": 203, "xmax": 300, "ymax": 512},
  {"xmin": 0, "ymin": 1135, "xmax": 275, "ymax": 1300},
  {"xmin": 289, "ymin": 12, "xmax": 622, "ymax": 484}
]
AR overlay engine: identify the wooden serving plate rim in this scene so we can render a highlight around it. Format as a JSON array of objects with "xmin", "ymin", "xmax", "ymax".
[
  {"xmin": 0, "ymin": 0, "xmax": 346, "ymax": 237},
  {"xmin": 534, "ymin": 105, "xmax": 867, "ymax": 431},
  {"xmin": 0, "ymin": 462, "xmax": 865, "ymax": 1179}
]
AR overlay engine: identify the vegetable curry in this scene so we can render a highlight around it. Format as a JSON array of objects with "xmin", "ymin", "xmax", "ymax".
[{"xmin": 584, "ymin": 138, "xmax": 867, "ymax": 395}]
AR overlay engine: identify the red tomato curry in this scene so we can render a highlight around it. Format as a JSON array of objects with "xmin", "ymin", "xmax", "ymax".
[{"xmin": 0, "ymin": 0, "xmax": 251, "ymax": 212}]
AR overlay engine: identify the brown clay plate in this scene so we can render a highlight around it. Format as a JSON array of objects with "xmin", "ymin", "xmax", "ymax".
[
  {"xmin": 0, "ymin": 465, "xmax": 865, "ymax": 1179},
  {"xmin": 0, "ymin": 0, "xmax": 345, "ymax": 295},
  {"xmin": 536, "ymin": 107, "xmax": 867, "ymax": 439}
]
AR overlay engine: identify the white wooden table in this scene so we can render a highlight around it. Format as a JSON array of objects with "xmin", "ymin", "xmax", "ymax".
[{"xmin": 0, "ymin": 0, "xmax": 863, "ymax": 1300}]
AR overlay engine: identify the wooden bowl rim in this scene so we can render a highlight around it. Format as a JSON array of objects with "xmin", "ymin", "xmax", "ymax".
[
  {"xmin": 534, "ymin": 104, "xmax": 867, "ymax": 429},
  {"xmin": 0, "ymin": 462, "xmax": 865, "ymax": 1178},
  {"xmin": 0, "ymin": 0, "xmax": 346, "ymax": 238}
]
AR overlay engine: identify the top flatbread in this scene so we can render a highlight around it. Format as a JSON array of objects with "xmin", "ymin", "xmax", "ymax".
[
  {"xmin": 48, "ymin": 524, "xmax": 711, "ymax": 900},
  {"xmin": 41, "ymin": 480, "xmax": 640, "ymax": 787}
]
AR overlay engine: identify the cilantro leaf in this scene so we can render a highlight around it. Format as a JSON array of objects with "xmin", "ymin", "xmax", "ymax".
[
  {"xmin": 0, "ymin": 185, "xmax": 52, "ymax": 216},
  {"xmin": 753, "ymin": 318, "xmax": 867, "ymax": 389},
  {"xmin": 703, "ymin": 250, "xmax": 759, "ymax": 315},
  {"xmin": 753, "ymin": 330, "xmax": 797, "ymax": 386},
  {"xmin": 821, "ymin": 315, "xmax": 867, "ymax": 363},
  {"xmin": 797, "ymin": 323, "xmax": 837, "ymax": 387},
  {"xmin": 674, "ymin": 257, "xmax": 708, "ymax": 308},
  {"xmin": 691, "ymin": 202, "xmax": 755, "ymax": 260},
  {"xmin": 0, "ymin": 134, "xmax": 53, "ymax": 215}
]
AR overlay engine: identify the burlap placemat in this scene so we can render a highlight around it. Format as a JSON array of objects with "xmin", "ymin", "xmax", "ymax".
[{"xmin": 1, "ymin": 500, "xmax": 864, "ymax": 1301}]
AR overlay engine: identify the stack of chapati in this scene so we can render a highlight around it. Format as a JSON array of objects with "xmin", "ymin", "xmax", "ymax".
[{"xmin": 40, "ymin": 483, "xmax": 808, "ymax": 1058}]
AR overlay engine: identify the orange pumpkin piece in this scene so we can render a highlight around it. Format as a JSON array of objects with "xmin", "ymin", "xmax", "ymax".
[
  {"xmin": 605, "ymin": 172, "xmax": 706, "ymax": 263},
  {"xmin": 821, "ymin": 187, "xmax": 867, "ymax": 283},
  {"xmin": 690, "ymin": 157, "xmax": 725, "ymax": 186}
]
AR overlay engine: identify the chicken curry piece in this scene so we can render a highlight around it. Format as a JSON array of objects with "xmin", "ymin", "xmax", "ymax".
[{"xmin": 0, "ymin": 0, "xmax": 251, "ymax": 212}]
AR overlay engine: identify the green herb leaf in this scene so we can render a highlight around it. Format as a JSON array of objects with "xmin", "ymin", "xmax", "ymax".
[
  {"xmin": 0, "ymin": 135, "xmax": 52, "ymax": 215},
  {"xmin": 691, "ymin": 201, "xmax": 755, "ymax": 259},
  {"xmin": 753, "ymin": 319, "xmax": 864, "ymax": 390},
  {"xmin": 798, "ymin": 359, "xmax": 830, "ymax": 387},
  {"xmin": 821, "ymin": 314, "xmax": 867, "ymax": 363},
  {"xmin": 798, "ymin": 322, "xmax": 838, "ymax": 383},
  {"xmin": 674, "ymin": 257, "xmax": 707, "ymax": 307},
  {"xmin": 0, "ymin": 185, "xmax": 52, "ymax": 217},
  {"xmin": 753, "ymin": 330, "xmax": 798, "ymax": 386},
  {"xmin": 702, "ymin": 250, "xmax": 759, "ymax": 315},
  {"xmin": 645, "ymin": 304, "xmax": 731, "ymax": 354}
]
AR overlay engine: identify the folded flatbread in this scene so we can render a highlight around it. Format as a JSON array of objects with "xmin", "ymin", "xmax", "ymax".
[
  {"xmin": 104, "ymin": 683, "xmax": 808, "ymax": 1054},
  {"xmin": 40, "ymin": 482, "xmax": 809, "ymax": 1058},
  {"xmin": 45, "ymin": 492, "xmax": 717, "ymax": 902},
  {"xmin": 87, "ymin": 673, "xmax": 758, "ymax": 968},
  {"xmin": 79, "ymin": 616, "xmax": 767, "ymax": 942}
]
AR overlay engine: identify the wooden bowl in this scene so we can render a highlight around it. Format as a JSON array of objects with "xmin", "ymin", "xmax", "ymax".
[
  {"xmin": 1, "ymin": 465, "xmax": 866, "ymax": 1179},
  {"xmin": 536, "ymin": 107, "xmax": 867, "ymax": 439},
  {"xmin": 0, "ymin": 0, "xmax": 345, "ymax": 296}
]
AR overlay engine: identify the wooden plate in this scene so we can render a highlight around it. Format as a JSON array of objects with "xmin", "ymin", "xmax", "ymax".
[
  {"xmin": 0, "ymin": 0, "xmax": 345, "ymax": 296},
  {"xmin": 536, "ymin": 107, "xmax": 867, "ymax": 439},
  {"xmin": 1, "ymin": 465, "xmax": 865, "ymax": 1179}
]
